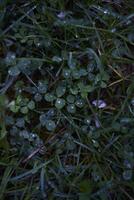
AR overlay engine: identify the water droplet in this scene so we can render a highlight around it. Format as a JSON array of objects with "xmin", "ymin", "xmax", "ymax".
[
  {"xmin": 75, "ymin": 34, "xmax": 78, "ymax": 38},
  {"xmin": 92, "ymin": 139, "xmax": 99, "ymax": 148},
  {"xmin": 36, "ymin": 42, "xmax": 41, "ymax": 47},
  {"xmin": 111, "ymin": 28, "xmax": 116, "ymax": 33},
  {"xmin": 84, "ymin": 117, "xmax": 91, "ymax": 125},
  {"xmin": 103, "ymin": 9, "xmax": 109, "ymax": 14},
  {"xmin": 62, "ymin": 69, "xmax": 71, "ymax": 78}
]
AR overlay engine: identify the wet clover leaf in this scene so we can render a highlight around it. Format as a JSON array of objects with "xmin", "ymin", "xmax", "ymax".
[
  {"xmin": 123, "ymin": 170, "xmax": 132, "ymax": 180},
  {"xmin": 40, "ymin": 114, "xmax": 47, "ymax": 126},
  {"xmin": 34, "ymin": 93, "xmax": 42, "ymax": 102},
  {"xmin": 70, "ymin": 86, "xmax": 79, "ymax": 95},
  {"xmin": 72, "ymin": 69, "xmax": 81, "ymax": 79},
  {"xmin": 45, "ymin": 93, "xmax": 56, "ymax": 102},
  {"xmin": 17, "ymin": 60, "xmax": 31, "ymax": 74},
  {"xmin": 8, "ymin": 66, "xmax": 20, "ymax": 76},
  {"xmin": 62, "ymin": 69, "xmax": 71, "ymax": 79},
  {"xmin": 16, "ymin": 118, "xmax": 25, "ymax": 128},
  {"xmin": 27, "ymin": 100, "xmax": 35, "ymax": 110},
  {"xmin": 56, "ymin": 85, "xmax": 66, "ymax": 97},
  {"xmin": 45, "ymin": 120, "xmax": 56, "ymax": 131},
  {"xmin": 38, "ymin": 81, "xmax": 48, "ymax": 94},
  {"xmin": 9, "ymin": 101, "xmax": 19, "ymax": 113},
  {"xmin": 20, "ymin": 106, "xmax": 29, "ymax": 114},
  {"xmin": 5, "ymin": 52, "xmax": 16, "ymax": 66},
  {"xmin": 78, "ymin": 82, "xmax": 93, "ymax": 98},
  {"xmin": 66, "ymin": 95, "xmax": 75, "ymax": 103},
  {"xmin": 79, "ymin": 68, "xmax": 88, "ymax": 76},
  {"xmin": 75, "ymin": 98, "xmax": 85, "ymax": 108},
  {"xmin": 67, "ymin": 104, "xmax": 76, "ymax": 114},
  {"xmin": 55, "ymin": 98, "xmax": 65, "ymax": 109}
]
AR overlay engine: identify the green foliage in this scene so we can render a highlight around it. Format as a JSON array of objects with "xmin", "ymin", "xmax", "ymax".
[{"xmin": 0, "ymin": 0, "xmax": 134, "ymax": 199}]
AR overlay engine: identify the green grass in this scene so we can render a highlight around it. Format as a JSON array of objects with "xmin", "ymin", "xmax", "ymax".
[{"xmin": 0, "ymin": 0, "xmax": 134, "ymax": 199}]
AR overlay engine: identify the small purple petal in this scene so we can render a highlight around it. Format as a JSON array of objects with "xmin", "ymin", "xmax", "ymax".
[
  {"xmin": 92, "ymin": 100, "xmax": 106, "ymax": 108},
  {"xmin": 95, "ymin": 118, "xmax": 101, "ymax": 128},
  {"xmin": 57, "ymin": 11, "xmax": 66, "ymax": 19}
]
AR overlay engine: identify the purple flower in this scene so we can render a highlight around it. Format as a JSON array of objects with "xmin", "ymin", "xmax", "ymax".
[
  {"xmin": 57, "ymin": 11, "xmax": 66, "ymax": 19},
  {"xmin": 92, "ymin": 100, "xmax": 106, "ymax": 108}
]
